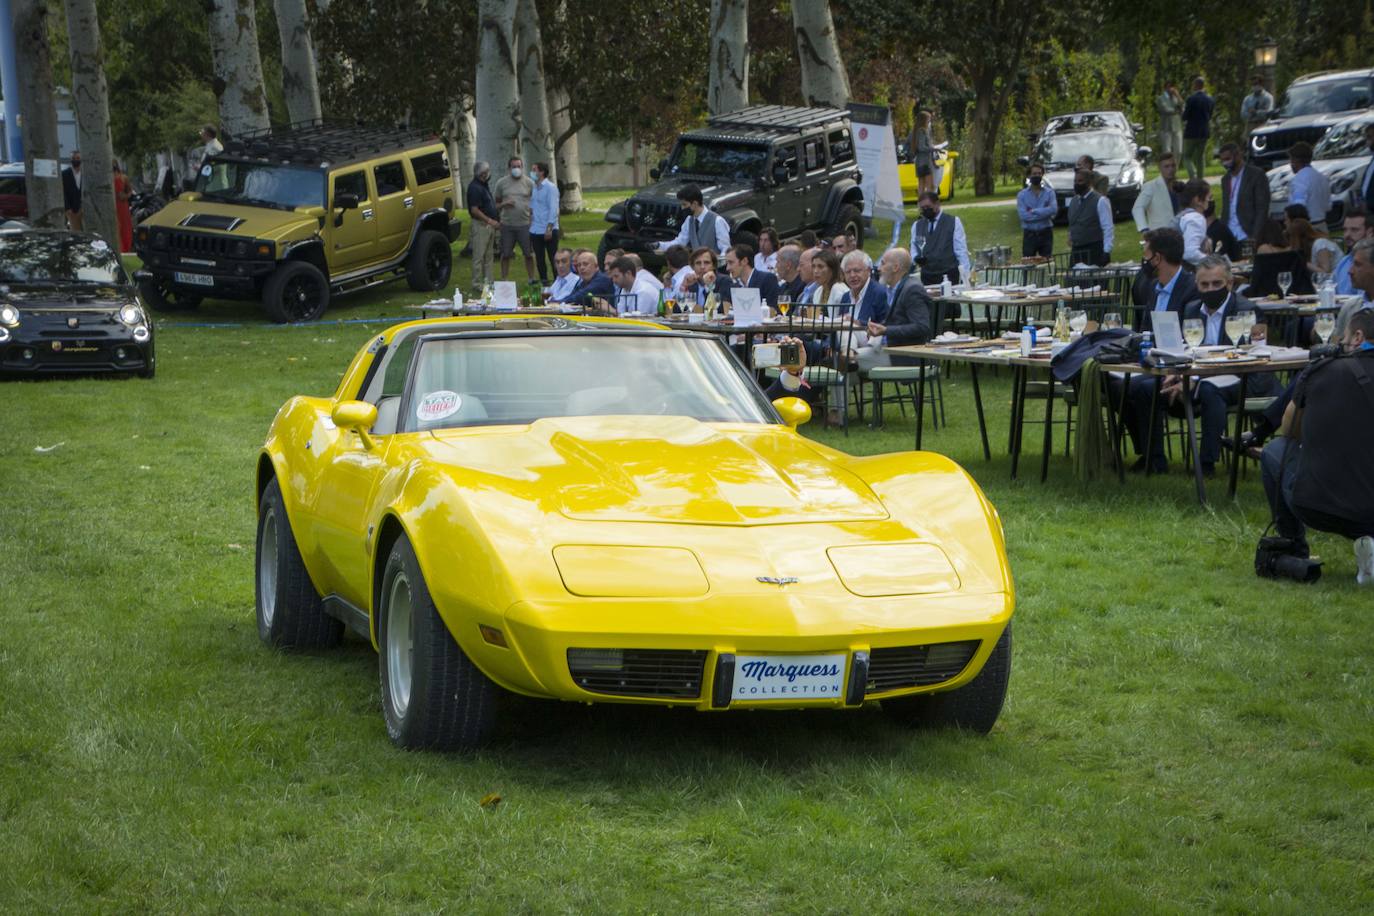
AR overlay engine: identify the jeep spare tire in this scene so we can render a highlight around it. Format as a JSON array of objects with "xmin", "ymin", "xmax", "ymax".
[
  {"xmin": 406, "ymin": 230, "xmax": 452, "ymax": 292},
  {"xmin": 829, "ymin": 203, "xmax": 864, "ymax": 245},
  {"xmin": 263, "ymin": 261, "xmax": 330, "ymax": 323}
]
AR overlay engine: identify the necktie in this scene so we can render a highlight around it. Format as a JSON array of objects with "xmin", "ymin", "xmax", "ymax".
[{"xmin": 690, "ymin": 215, "xmax": 699, "ymax": 245}]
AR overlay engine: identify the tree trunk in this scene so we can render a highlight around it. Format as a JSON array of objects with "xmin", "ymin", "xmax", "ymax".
[
  {"xmin": 457, "ymin": 96, "xmax": 477, "ymax": 204},
  {"xmin": 10, "ymin": 0, "xmax": 64, "ymax": 228},
  {"xmin": 792, "ymin": 0, "xmax": 849, "ymax": 109},
  {"xmin": 62, "ymin": 0, "xmax": 117, "ymax": 245},
  {"xmin": 966, "ymin": 11, "xmax": 1034, "ymax": 196},
  {"xmin": 475, "ymin": 0, "xmax": 521, "ymax": 168},
  {"xmin": 549, "ymin": 85, "xmax": 583, "ymax": 212},
  {"xmin": 207, "ymin": 0, "xmax": 271, "ymax": 137},
  {"xmin": 516, "ymin": 0, "xmax": 553, "ymax": 174},
  {"xmin": 273, "ymin": 0, "xmax": 322, "ymax": 124},
  {"xmin": 708, "ymin": 0, "xmax": 748, "ymax": 115}
]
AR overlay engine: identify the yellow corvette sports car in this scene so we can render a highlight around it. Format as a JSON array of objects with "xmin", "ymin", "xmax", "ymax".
[{"xmin": 255, "ymin": 315, "xmax": 1014, "ymax": 750}]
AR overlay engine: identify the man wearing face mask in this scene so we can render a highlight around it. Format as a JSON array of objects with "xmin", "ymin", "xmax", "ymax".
[
  {"xmin": 466, "ymin": 161, "xmax": 501, "ymax": 295},
  {"xmin": 909, "ymin": 190, "xmax": 970, "ymax": 286},
  {"xmin": 1132, "ymin": 151, "xmax": 1180, "ymax": 233},
  {"xmin": 1217, "ymin": 143, "xmax": 1269, "ymax": 246},
  {"xmin": 654, "ymin": 184, "xmax": 731, "ymax": 257},
  {"xmin": 1016, "ymin": 162, "xmax": 1057, "ymax": 257},
  {"xmin": 1067, "ymin": 167, "xmax": 1113, "ymax": 267},
  {"xmin": 493, "ymin": 156, "xmax": 536, "ymax": 281}
]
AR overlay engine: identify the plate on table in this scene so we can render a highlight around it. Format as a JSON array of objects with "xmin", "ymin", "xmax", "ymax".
[
  {"xmin": 1196, "ymin": 354, "xmax": 1263, "ymax": 365},
  {"xmin": 933, "ymin": 333, "xmax": 979, "ymax": 344}
]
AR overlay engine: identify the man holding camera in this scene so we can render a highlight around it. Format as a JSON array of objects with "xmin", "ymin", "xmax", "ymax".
[{"xmin": 1259, "ymin": 308, "xmax": 1374, "ymax": 584}]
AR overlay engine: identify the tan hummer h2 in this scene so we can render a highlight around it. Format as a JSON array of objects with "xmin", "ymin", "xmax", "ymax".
[{"xmin": 134, "ymin": 123, "xmax": 462, "ymax": 323}]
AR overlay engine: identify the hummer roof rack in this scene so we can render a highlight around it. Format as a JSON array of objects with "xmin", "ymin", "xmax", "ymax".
[
  {"xmin": 705, "ymin": 105, "xmax": 848, "ymax": 132},
  {"xmin": 219, "ymin": 120, "xmax": 439, "ymax": 167}
]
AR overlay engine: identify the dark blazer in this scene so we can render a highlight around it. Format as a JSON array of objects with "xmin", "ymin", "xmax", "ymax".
[
  {"xmin": 779, "ymin": 274, "xmax": 805, "ymax": 302},
  {"xmin": 1132, "ymin": 266, "xmax": 1198, "ymax": 332},
  {"xmin": 880, "ymin": 278, "xmax": 933, "ymax": 346},
  {"xmin": 838, "ymin": 281, "xmax": 889, "ymax": 325},
  {"xmin": 1219, "ymin": 165, "xmax": 1269, "ymax": 241},
  {"xmin": 62, "ymin": 167, "xmax": 81, "ymax": 213},
  {"xmin": 560, "ymin": 270, "xmax": 615, "ymax": 304},
  {"xmin": 1181, "ymin": 292, "xmax": 1258, "ymax": 346},
  {"xmin": 718, "ymin": 268, "xmax": 780, "ymax": 308}
]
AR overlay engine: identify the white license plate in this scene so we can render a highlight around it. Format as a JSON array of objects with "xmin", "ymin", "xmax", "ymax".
[
  {"xmin": 174, "ymin": 271, "xmax": 215, "ymax": 287},
  {"xmin": 732, "ymin": 653, "xmax": 846, "ymax": 702}
]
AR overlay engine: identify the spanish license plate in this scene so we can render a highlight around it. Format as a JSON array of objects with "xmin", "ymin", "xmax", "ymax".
[
  {"xmin": 731, "ymin": 653, "xmax": 846, "ymax": 702},
  {"xmin": 173, "ymin": 271, "xmax": 215, "ymax": 287}
]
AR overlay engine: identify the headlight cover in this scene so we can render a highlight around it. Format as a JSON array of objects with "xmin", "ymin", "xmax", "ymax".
[
  {"xmin": 118, "ymin": 303, "xmax": 145, "ymax": 326},
  {"xmin": 0, "ymin": 303, "xmax": 18, "ymax": 327}
]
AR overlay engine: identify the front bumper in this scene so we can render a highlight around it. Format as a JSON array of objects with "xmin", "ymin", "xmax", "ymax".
[
  {"xmin": 467, "ymin": 591, "xmax": 1013, "ymax": 710},
  {"xmin": 0, "ymin": 310, "xmax": 154, "ymax": 375},
  {"xmin": 133, "ymin": 250, "xmax": 277, "ymax": 300}
]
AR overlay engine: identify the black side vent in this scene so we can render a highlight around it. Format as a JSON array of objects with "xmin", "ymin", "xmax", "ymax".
[
  {"xmin": 568, "ymin": 648, "xmax": 707, "ymax": 699},
  {"xmin": 865, "ymin": 641, "xmax": 980, "ymax": 694}
]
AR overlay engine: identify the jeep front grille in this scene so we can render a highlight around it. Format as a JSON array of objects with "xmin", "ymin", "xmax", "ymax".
[
  {"xmin": 568, "ymin": 648, "xmax": 707, "ymax": 699},
  {"xmin": 865, "ymin": 641, "xmax": 980, "ymax": 694},
  {"xmin": 626, "ymin": 200, "xmax": 683, "ymax": 234},
  {"xmin": 1256, "ymin": 126, "xmax": 1328, "ymax": 153}
]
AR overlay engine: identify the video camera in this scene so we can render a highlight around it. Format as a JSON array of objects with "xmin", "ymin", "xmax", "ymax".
[{"xmin": 1254, "ymin": 536, "xmax": 1322, "ymax": 583}]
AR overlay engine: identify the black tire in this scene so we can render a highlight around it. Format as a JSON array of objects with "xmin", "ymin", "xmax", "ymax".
[
  {"xmin": 255, "ymin": 477, "xmax": 343, "ymax": 650},
  {"xmin": 734, "ymin": 228, "xmax": 759, "ymax": 254},
  {"xmin": 882, "ymin": 625, "xmax": 1011, "ymax": 734},
  {"xmin": 263, "ymin": 260, "xmax": 330, "ymax": 323},
  {"xmin": 378, "ymin": 535, "xmax": 499, "ymax": 751},
  {"xmin": 828, "ymin": 203, "xmax": 864, "ymax": 245},
  {"xmin": 137, "ymin": 275, "xmax": 202, "ymax": 313},
  {"xmin": 596, "ymin": 232, "xmax": 611, "ymax": 264},
  {"xmin": 406, "ymin": 229, "xmax": 453, "ymax": 292}
]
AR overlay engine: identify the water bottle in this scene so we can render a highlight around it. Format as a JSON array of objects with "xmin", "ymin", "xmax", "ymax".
[
  {"xmin": 1019, "ymin": 324, "xmax": 1033, "ymax": 356},
  {"xmin": 941, "ymin": 277, "xmax": 952, "ymax": 298},
  {"xmin": 1139, "ymin": 331, "xmax": 1153, "ymax": 365},
  {"xmin": 451, "ymin": 287, "xmax": 463, "ymax": 312}
]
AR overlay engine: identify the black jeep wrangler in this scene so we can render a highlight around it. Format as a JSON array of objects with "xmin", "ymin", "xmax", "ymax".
[{"xmin": 599, "ymin": 105, "xmax": 865, "ymax": 264}]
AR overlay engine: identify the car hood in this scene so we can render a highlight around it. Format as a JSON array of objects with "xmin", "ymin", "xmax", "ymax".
[
  {"xmin": 140, "ymin": 197, "xmax": 321, "ymax": 241},
  {"xmin": 631, "ymin": 175, "xmax": 754, "ymax": 207},
  {"xmin": 1254, "ymin": 111, "xmax": 1362, "ymax": 136},
  {"xmin": 422, "ymin": 416, "xmax": 890, "ymax": 526},
  {"xmin": 3, "ymin": 285, "xmax": 132, "ymax": 308},
  {"xmin": 1042, "ymin": 162, "xmax": 1132, "ymax": 192}
]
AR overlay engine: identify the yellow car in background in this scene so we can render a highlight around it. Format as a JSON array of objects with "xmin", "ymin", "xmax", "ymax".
[
  {"xmin": 254, "ymin": 315, "xmax": 1014, "ymax": 750},
  {"xmin": 898, "ymin": 143, "xmax": 958, "ymax": 202}
]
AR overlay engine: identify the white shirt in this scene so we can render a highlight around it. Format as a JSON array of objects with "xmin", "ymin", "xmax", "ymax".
[
  {"xmin": 547, "ymin": 271, "xmax": 579, "ymax": 300},
  {"xmin": 754, "ymin": 251, "xmax": 777, "ymax": 273},
  {"xmin": 908, "ymin": 212, "xmax": 972, "ymax": 277},
  {"xmin": 807, "ymin": 283, "xmax": 848, "ymax": 306},
  {"xmin": 614, "ymin": 277, "xmax": 660, "ymax": 315},
  {"xmin": 1179, "ymin": 209, "xmax": 1208, "ymax": 265},
  {"xmin": 655, "ymin": 208, "xmax": 731, "ymax": 255},
  {"xmin": 1289, "ymin": 165, "xmax": 1331, "ymax": 224}
]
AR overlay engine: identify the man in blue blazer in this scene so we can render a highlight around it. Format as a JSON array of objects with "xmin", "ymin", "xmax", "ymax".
[
  {"xmin": 837, "ymin": 249, "xmax": 889, "ymax": 324},
  {"xmin": 555, "ymin": 249, "xmax": 616, "ymax": 306},
  {"xmin": 717, "ymin": 244, "xmax": 780, "ymax": 308}
]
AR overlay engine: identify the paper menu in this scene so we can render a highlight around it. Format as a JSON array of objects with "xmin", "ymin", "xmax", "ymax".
[
  {"xmin": 731, "ymin": 288, "xmax": 763, "ymax": 327},
  {"xmin": 492, "ymin": 281, "xmax": 518, "ymax": 310}
]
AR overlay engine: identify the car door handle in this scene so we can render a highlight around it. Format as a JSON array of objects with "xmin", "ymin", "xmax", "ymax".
[
  {"xmin": 791, "ymin": 188, "xmax": 806, "ymax": 196},
  {"xmin": 362, "ymin": 208, "xmax": 375, "ymax": 221},
  {"xmin": 403, "ymin": 196, "xmax": 415, "ymax": 209}
]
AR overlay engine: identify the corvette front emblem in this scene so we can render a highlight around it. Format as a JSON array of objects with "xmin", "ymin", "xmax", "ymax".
[{"xmin": 757, "ymin": 576, "xmax": 799, "ymax": 586}]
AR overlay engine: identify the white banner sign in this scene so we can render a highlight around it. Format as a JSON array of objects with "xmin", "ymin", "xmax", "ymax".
[{"xmin": 847, "ymin": 103, "xmax": 904, "ymax": 225}]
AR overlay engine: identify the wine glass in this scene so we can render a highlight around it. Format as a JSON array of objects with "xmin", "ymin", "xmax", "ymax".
[
  {"xmin": 1315, "ymin": 312, "xmax": 1336, "ymax": 344},
  {"xmin": 1277, "ymin": 271, "xmax": 1293, "ymax": 299},
  {"xmin": 1224, "ymin": 313, "xmax": 1245, "ymax": 346},
  {"xmin": 1182, "ymin": 317, "xmax": 1205, "ymax": 350},
  {"xmin": 1068, "ymin": 310, "xmax": 1088, "ymax": 334},
  {"xmin": 1103, "ymin": 312, "xmax": 1123, "ymax": 330}
]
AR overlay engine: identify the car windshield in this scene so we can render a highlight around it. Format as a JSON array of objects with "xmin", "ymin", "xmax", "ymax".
[
  {"xmin": 0, "ymin": 233, "xmax": 126, "ymax": 286},
  {"xmin": 1045, "ymin": 113, "xmax": 1127, "ymax": 135},
  {"xmin": 665, "ymin": 141, "xmax": 768, "ymax": 180},
  {"xmin": 403, "ymin": 332, "xmax": 773, "ymax": 432},
  {"xmin": 1315, "ymin": 117, "xmax": 1374, "ymax": 159},
  {"xmin": 1277, "ymin": 77, "xmax": 1374, "ymax": 118},
  {"xmin": 195, "ymin": 160, "xmax": 325, "ymax": 210},
  {"xmin": 1036, "ymin": 133, "xmax": 1136, "ymax": 167}
]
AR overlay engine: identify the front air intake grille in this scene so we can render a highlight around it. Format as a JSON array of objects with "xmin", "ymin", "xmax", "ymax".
[
  {"xmin": 865, "ymin": 641, "xmax": 980, "ymax": 694},
  {"xmin": 169, "ymin": 231, "xmax": 232, "ymax": 256},
  {"xmin": 1257, "ymin": 126, "xmax": 1328, "ymax": 152},
  {"xmin": 568, "ymin": 648, "xmax": 707, "ymax": 699}
]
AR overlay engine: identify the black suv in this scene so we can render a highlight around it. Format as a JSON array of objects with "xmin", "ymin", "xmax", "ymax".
[
  {"xmin": 1250, "ymin": 69, "xmax": 1374, "ymax": 171},
  {"xmin": 599, "ymin": 106, "xmax": 865, "ymax": 264}
]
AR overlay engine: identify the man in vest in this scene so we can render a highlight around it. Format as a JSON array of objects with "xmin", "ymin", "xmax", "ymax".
[
  {"xmin": 908, "ymin": 190, "xmax": 970, "ymax": 287},
  {"xmin": 654, "ymin": 184, "xmax": 731, "ymax": 257},
  {"xmin": 1068, "ymin": 168, "xmax": 1114, "ymax": 267}
]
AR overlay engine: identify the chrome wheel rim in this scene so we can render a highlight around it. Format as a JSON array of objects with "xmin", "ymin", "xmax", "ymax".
[
  {"xmin": 258, "ymin": 509, "xmax": 279, "ymax": 628},
  {"xmin": 385, "ymin": 572, "xmax": 414, "ymax": 718}
]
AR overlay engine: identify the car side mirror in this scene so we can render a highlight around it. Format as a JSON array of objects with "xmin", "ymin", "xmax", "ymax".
[
  {"xmin": 1132, "ymin": 122, "xmax": 1144, "ymax": 134},
  {"xmin": 334, "ymin": 192, "xmax": 359, "ymax": 210},
  {"xmin": 332, "ymin": 400, "xmax": 378, "ymax": 449},
  {"xmin": 1016, "ymin": 156, "xmax": 1030, "ymax": 168},
  {"xmin": 772, "ymin": 396, "xmax": 812, "ymax": 429},
  {"xmin": 1136, "ymin": 146, "xmax": 1152, "ymax": 163}
]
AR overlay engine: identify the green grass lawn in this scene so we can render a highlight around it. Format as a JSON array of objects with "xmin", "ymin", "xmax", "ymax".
[{"xmin": 2, "ymin": 253, "xmax": 1371, "ymax": 911}]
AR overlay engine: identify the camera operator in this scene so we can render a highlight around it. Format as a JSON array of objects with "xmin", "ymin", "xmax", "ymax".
[
  {"xmin": 1259, "ymin": 308, "xmax": 1374, "ymax": 584},
  {"xmin": 765, "ymin": 336, "xmax": 824, "ymax": 410}
]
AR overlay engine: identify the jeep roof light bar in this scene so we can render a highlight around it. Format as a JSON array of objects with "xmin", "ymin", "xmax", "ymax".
[{"xmin": 706, "ymin": 105, "xmax": 848, "ymax": 132}]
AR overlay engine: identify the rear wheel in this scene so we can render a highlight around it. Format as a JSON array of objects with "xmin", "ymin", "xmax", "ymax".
[
  {"xmin": 263, "ymin": 260, "xmax": 330, "ymax": 323},
  {"xmin": 406, "ymin": 229, "xmax": 452, "ymax": 292},
  {"xmin": 734, "ymin": 228, "xmax": 759, "ymax": 255},
  {"xmin": 138, "ymin": 276, "xmax": 202, "ymax": 313},
  {"xmin": 881, "ymin": 626, "xmax": 1011, "ymax": 734},
  {"xmin": 255, "ymin": 477, "xmax": 343, "ymax": 650},
  {"xmin": 378, "ymin": 535, "xmax": 499, "ymax": 751},
  {"xmin": 828, "ymin": 203, "xmax": 864, "ymax": 245}
]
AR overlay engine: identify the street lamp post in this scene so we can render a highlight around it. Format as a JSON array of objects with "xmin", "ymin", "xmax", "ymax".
[{"xmin": 1254, "ymin": 38, "xmax": 1278, "ymax": 94}]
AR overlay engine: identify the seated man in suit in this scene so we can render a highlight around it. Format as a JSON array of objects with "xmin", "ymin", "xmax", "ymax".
[
  {"xmin": 554, "ymin": 249, "xmax": 615, "ymax": 306},
  {"xmin": 865, "ymin": 248, "xmax": 933, "ymax": 348},
  {"xmin": 718, "ymin": 243, "xmax": 780, "ymax": 308},
  {"xmin": 607, "ymin": 255, "xmax": 660, "ymax": 315},
  {"xmin": 837, "ymin": 249, "xmax": 890, "ymax": 372},
  {"xmin": 680, "ymin": 246, "xmax": 720, "ymax": 311},
  {"xmin": 1120, "ymin": 227, "xmax": 1198, "ymax": 472},
  {"xmin": 1162, "ymin": 256, "xmax": 1281, "ymax": 475},
  {"xmin": 774, "ymin": 244, "xmax": 806, "ymax": 301}
]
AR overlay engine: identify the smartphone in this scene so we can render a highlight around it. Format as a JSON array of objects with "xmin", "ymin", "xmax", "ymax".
[{"xmin": 753, "ymin": 343, "xmax": 781, "ymax": 368}]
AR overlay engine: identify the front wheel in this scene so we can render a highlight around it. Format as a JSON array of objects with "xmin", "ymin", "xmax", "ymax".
[
  {"xmin": 378, "ymin": 535, "xmax": 499, "ymax": 751},
  {"xmin": 255, "ymin": 477, "xmax": 343, "ymax": 650},
  {"xmin": 137, "ymin": 276, "xmax": 202, "ymax": 313},
  {"xmin": 406, "ymin": 229, "xmax": 452, "ymax": 291},
  {"xmin": 828, "ymin": 203, "xmax": 864, "ymax": 245},
  {"xmin": 263, "ymin": 261, "xmax": 330, "ymax": 323},
  {"xmin": 881, "ymin": 626, "xmax": 1011, "ymax": 734}
]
